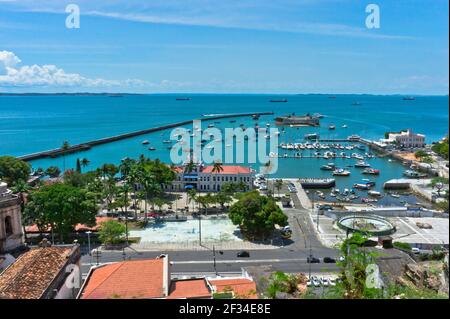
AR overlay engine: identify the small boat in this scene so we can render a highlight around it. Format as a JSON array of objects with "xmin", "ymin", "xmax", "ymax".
[
  {"xmin": 320, "ymin": 163, "xmax": 335, "ymax": 171},
  {"xmin": 313, "ymin": 113, "xmax": 325, "ymax": 118},
  {"xmin": 362, "ymin": 168, "xmax": 380, "ymax": 175},
  {"xmin": 269, "ymin": 99, "xmax": 288, "ymax": 102},
  {"xmin": 390, "ymin": 192, "xmax": 401, "ymax": 198},
  {"xmin": 163, "ymin": 140, "xmax": 172, "ymax": 144},
  {"xmin": 305, "ymin": 133, "xmax": 319, "ymax": 140},
  {"xmin": 368, "ymin": 190, "xmax": 382, "ymax": 197},
  {"xmin": 333, "ymin": 169, "xmax": 351, "ymax": 176},
  {"xmin": 342, "ymin": 124, "xmax": 348, "ymax": 128},
  {"xmin": 208, "ymin": 124, "xmax": 215, "ymax": 128},
  {"xmin": 148, "ymin": 147, "xmax": 156, "ymax": 151},
  {"xmin": 403, "ymin": 170, "xmax": 427, "ymax": 178},
  {"xmin": 176, "ymin": 97, "xmax": 191, "ymax": 101},
  {"xmin": 355, "ymin": 161, "xmax": 371, "ymax": 168},
  {"xmin": 403, "ymin": 96, "xmax": 415, "ymax": 101},
  {"xmin": 229, "ymin": 120, "xmax": 236, "ymax": 123},
  {"xmin": 361, "ymin": 198, "xmax": 378, "ymax": 203},
  {"xmin": 142, "ymin": 140, "xmax": 150, "ymax": 145},
  {"xmin": 329, "ymin": 124, "xmax": 336, "ymax": 130}
]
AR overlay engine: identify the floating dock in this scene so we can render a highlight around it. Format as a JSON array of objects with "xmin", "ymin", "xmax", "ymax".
[{"xmin": 299, "ymin": 178, "xmax": 336, "ymax": 189}]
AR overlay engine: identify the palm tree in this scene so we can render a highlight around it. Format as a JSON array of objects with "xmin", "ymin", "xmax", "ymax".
[
  {"xmin": 61, "ymin": 141, "xmax": 70, "ymax": 172},
  {"xmin": 274, "ymin": 180, "xmax": 283, "ymax": 198},
  {"xmin": 187, "ymin": 189, "xmax": 198, "ymax": 213},
  {"xmin": 81, "ymin": 158, "xmax": 90, "ymax": 172},
  {"xmin": 212, "ymin": 161, "xmax": 224, "ymax": 174},
  {"xmin": 184, "ymin": 160, "xmax": 196, "ymax": 174}
]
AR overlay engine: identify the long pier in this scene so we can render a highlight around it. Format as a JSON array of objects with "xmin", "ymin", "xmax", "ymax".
[{"xmin": 18, "ymin": 111, "xmax": 274, "ymax": 161}]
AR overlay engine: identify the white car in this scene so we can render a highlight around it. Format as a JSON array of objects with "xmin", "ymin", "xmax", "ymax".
[
  {"xmin": 312, "ymin": 279, "xmax": 321, "ymax": 287},
  {"xmin": 412, "ymin": 247, "xmax": 421, "ymax": 254}
]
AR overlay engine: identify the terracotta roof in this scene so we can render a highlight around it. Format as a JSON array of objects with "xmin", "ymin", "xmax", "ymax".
[
  {"xmin": 80, "ymin": 259, "xmax": 165, "ymax": 299},
  {"xmin": 25, "ymin": 217, "xmax": 113, "ymax": 233},
  {"xmin": 202, "ymin": 165, "xmax": 252, "ymax": 175},
  {"xmin": 209, "ymin": 278, "xmax": 258, "ymax": 299},
  {"xmin": 0, "ymin": 246, "xmax": 73, "ymax": 299},
  {"xmin": 167, "ymin": 279, "xmax": 211, "ymax": 299}
]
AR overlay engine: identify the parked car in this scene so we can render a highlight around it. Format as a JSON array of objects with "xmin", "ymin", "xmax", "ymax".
[
  {"xmin": 318, "ymin": 205, "xmax": 334, "ymax": 211},
  {"xmin": 307, "ymin": 256, "xmax": 320, "ymax": 263},
  {"xmin": 323, "ymin": 257, "xmax": 336, "ymax": 263},
  {"xmin": 237, "ymin": 250, "xmax": 250, "ymax": 258},
  {"xmin": 411, "ymin": 247, "xmax": 421, "ymax": 254}
]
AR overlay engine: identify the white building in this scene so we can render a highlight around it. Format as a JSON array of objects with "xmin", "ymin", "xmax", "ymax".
[
  {"xmin": 387, "ymin": 129, "xmax": 426, "ymax": 149},
  {"xmin": 165, "ymin": 163, "xmax": 255, "ymax": 192}
]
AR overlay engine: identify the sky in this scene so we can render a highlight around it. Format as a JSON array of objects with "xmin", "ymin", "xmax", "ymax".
[{"xmin": 0, "ymin": 0, "xmax": 448, "ymax": 94}]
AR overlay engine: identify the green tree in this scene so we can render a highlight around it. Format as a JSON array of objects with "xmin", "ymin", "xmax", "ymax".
[
  {"xmin": 98, "ymin": 220, "xmax": 127, "ymax": 245},
  {"xmin": 76, "ymin": 158, "xmax": 82, "ymax": 173},
  {"xmin": 81, "ymin": 158, "xmax": 90, "ymax": 172},
  {"xmin": 212, "ymin": 161, "xmax": 224, "ymax": 174},
  {"xmin": 214, "ymin": 191, "xmax": 232, "ymax": 210},
  {"xmin": 0, "ymin": 156, "xmax": 31, "ymax": 186},
  {"xmin": 228, "ymin": 191, "xmax": 288, "ymax": 240},
  {"xmin": 24, "ymin": 183, "xmax": 97, "ymax": 243},
  {"xmin": 187, "ymin": 189, "xmax": 198, "ymax": 212},
  {"xmin": 45, "ymin": 166, "xmax": 61, "ymax": 178},
  {"xmin": 274, "ymin": 180, "xmax": 283, "ymax": 198},
  {"xmin": 432, "ymin": 136, "xmax": 449, "ymax": 160}
]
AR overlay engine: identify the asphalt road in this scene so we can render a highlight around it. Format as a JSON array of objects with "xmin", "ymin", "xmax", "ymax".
[{"xmin": 80, "ymin": 180, "xmax": 341, "ymax": 278}]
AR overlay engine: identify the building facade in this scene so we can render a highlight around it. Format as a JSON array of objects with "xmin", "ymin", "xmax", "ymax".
[
  {"xmin": 0, "ymin": 182, "xmax": 23, "ymax": 254},
  {"xmin": 164, "ymin": 163, "xmax": 255, "ymax": 192},
  {"xmin": 388, "ymin": 129, "xmax": 426, "ymax": 149}
]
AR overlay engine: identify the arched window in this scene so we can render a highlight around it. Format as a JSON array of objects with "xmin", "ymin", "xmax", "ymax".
[{"xmin": 5, "ymin": 216, "xmax": 13, "ymax": 237}]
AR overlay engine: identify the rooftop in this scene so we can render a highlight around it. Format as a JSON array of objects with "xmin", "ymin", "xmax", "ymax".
[
  {"xmin": 209, "ymin": 278, "xmax": 258, "ymax": 299},
  {"xmin": 202, "ymin": 165, "xmax": 252, "ymax": 175},
  {"xmin": 80, "ymin": 259, "xmax": 165, "ymax": 299},
  {"xmin": 167, "ymin": 279, "xmax": 211, "ymax": 299},
  {"xmin": 0, "ymin": 246, "xmax": 75, "ymax": 299}
]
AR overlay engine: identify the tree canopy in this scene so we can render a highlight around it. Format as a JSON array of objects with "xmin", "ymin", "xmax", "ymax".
[
  {"xmin": 228, "ymin": 190, "xmax": 287, "ymax": 240},
  {"xmin": 0, "ymin": 156, "xmax": 31, "ymax": 186},
  {"xmin": 24, "ymin": 183, "xmax": 97, "ymax": 242}
]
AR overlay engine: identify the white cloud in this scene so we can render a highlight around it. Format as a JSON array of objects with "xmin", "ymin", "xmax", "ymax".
[{"xmin": 0, "ymin": 50, "xmax": 146, "ymax": 88}]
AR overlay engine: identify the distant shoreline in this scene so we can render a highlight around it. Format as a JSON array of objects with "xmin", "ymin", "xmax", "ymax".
[{"xmin": 0, "ymin": 92, "xmax": 448, "ymax": 97}]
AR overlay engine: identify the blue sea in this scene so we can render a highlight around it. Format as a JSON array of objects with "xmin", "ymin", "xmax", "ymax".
[{"xmin": 0, "ymin": 94, "xmax": 448, "ymax": 201}]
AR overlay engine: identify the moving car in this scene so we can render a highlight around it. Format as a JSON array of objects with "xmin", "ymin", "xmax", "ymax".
[
  {"xmin": 307, "ymin": 256, "xmax": 320, "ymax": 263},
  {"xmin": 237, "ymin": 250, "xmax": 250, "ymax": 258},
  {"xmin": 323, "ymin": 257, "xmax": 336, "ymax": 263}
]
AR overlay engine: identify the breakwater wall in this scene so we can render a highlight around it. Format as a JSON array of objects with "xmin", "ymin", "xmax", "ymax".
[{"xmin": 18, "ymin": 111, "xmax": 274, "ymax": 161}]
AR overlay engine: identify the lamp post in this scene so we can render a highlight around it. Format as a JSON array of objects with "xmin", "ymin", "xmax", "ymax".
[
  {"xmin": 213, "ymin": 245, "xmax": 223, "ymax": 276},
  {"xmin": 86, "ymin": 231, "xmax": 92, "ymax": 265},
  {"xmin": 198, "ymin": 214, "xmax": 202, "ymax": 246}
]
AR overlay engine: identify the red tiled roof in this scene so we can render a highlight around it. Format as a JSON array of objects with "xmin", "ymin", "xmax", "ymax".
[
  {"xmin": 25, "ymin": 217, "xmax": 113, "ymax": 233},
  {"xmin": 167, "ymin": 279, "xmax": 211, "ymax": 299},
  {"xmin": 208, "ymin": 278, "xmax": 258, "ymax": 299},
  {"xmin": 80, "ymin": 259, "xmax": 165, "ymax": 299},
  {"xmin": 0, "ymin": 246, "xmax": 74, "ymax": 299},
  {"xmin": 202, "ymin": 165, "xmax": 252, "ymax": 174}
]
